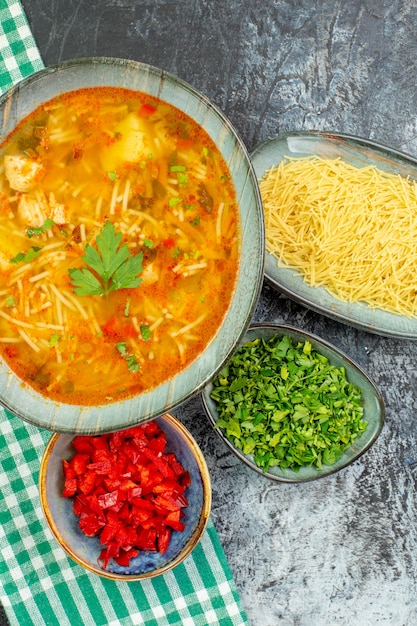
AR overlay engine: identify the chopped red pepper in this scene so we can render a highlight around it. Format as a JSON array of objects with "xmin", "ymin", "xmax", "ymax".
[
  {"xmin": 91, "ymin": 436, "xmax": 110, "ymax": 451},
  {"xmin": 115, "ymin": 547, "xmax": 139, "ymax": 566},
  {"xmin": 177, "ymin": 138, "xmax": 193, "ymax": 148},
  {"xmin": 71, "ymin": 435, "xmax": 95, "ymax": 455},
  {"xmin": 158, "ymin": 527, "xmax": 172, "ymax": 554},
  {"xmin": 154, "ymin": 492, "xmax": 188, "ymax": 512},
  {"xmin": 102, "ymin": 317, "xmax": 137, "ymax": 340},
  {"xmin": 62, "ymin": 421, "xmax": 190, "ymax": 569},
  {"xmin": 62, "ymin": 459, "xmax": 76, "ymax": 480},
  {"xmin": 78, "ymin": 471, "xmax": 97, "ymax": 495},
  {"xmin": 88, "ymin": 459, "xmax": 112, "ymax": 474},
  {"xmin": 98, "ymin": 490, "xmax": 119, "ymax": 509},
  {"xmin": 72, "ymin": 453, "xmax": 90, "ymax": 476},
  {"xmin": 128, "ymin": 485, "xmax": 142, "ymax": 499},
  {"xmin": 137, "ymin": 103, "xmax": 157, "ymax": 118},
  {"xmin": 136, "ymin": 527, "xmax": 158, "ymax": 551},
  {"xmin": 62, "ymin": 477, "xmax": 77, "ymax": 498},
  {"xmin": 164, "ymin": 509, "xmax": 185, "ymax": 533},
  {"xmin": 79, "ymin": 513, "xmax": 105, "ymax": 536},
  {"xmin": 148, "ymin": 431, "xmax": 167, "ymax": 454}
]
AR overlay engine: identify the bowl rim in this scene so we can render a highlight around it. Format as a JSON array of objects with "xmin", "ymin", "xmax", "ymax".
[
  {"xmin": 201, "ymin": 322, "xmax": 385, "ymax": 483},
  {"xmin": 39, "ymin": 412, "xmax": 212, "ymax": 580},
  {"xmin": 0, "ymin": 56, "xmax": 265, "ymax": 434}
]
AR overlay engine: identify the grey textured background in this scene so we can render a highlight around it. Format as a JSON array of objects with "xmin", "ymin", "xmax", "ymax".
[{"xmin": 2, "ymin": 1, "xmax": 417, "ymax": 624}]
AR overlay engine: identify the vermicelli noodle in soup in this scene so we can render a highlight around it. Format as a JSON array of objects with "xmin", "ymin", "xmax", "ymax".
[{"xmin": 0, "ymin": 88, "xmax": 240, "ymax": 405}]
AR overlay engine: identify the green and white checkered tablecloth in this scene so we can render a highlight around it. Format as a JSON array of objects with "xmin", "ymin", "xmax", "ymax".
[
  {"xmin": 0, "ymin": 409, "xmax": 249, "ymax": 626},
  {"xmin": 0, "ymin": 3, "xmax": 250, "ymax": 625},
  {"xmin": 0, "ymin": 0, "xmax": 43, "ymax": 93}
]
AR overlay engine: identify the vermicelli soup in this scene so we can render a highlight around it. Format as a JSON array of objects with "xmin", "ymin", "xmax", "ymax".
[{"xmin": 0, "ymin": 88, "xmax": 240, "ymax": 405}]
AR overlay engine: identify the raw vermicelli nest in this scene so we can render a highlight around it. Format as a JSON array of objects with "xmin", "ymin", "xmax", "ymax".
[{"xmin": 260, "ymin": 156, "xmax": 417, "ymax": 317}]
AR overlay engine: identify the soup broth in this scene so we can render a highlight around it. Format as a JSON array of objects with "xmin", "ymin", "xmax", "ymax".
[{"xmin": 0, "ymin": 88, "xmax": 240, "ymax": 405}]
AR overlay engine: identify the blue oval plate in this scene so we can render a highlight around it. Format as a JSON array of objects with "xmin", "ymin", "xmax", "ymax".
[
  {"xmin": 251, "ymin": 130, "xmax": 417, "ymax": 339},
  {"xmin": 202, "ymin": 323, "xmax": 385, "ymax": 483}
]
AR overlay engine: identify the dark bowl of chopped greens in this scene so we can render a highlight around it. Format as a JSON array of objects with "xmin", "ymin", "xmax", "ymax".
[{"xmin": 201, "ymin": 323, "xmax": 385, "ymax": 482}]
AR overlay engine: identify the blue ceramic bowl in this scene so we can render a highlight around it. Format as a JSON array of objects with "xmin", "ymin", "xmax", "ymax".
[
  {"xmin": 0, "ymin": 57, "xmax": 264, "ymax": 434},
  {"xmin": 202, "ymin": 323, "xmax": 385, "ymax": 483},
  {"xmin": 39, "ymin": 413, "xmax": 211, "ymax": 580}
]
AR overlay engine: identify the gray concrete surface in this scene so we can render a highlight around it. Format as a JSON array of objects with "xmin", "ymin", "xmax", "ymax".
[{"xmin": 3, "ymin": 1, "xmax": 417, "ymax": 624}]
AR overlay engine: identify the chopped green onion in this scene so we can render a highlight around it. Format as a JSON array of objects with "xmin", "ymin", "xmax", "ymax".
[
  {"xmin": 49, "ymin": 333, "xmax": 60, "ymax": 347},
  {"xmin": 10, "ymin": 246, "xmax": 42, "ymax": 264},
  {"xmin": 169, "ymin": 197, "xmax": 182, "ymax": 208}
]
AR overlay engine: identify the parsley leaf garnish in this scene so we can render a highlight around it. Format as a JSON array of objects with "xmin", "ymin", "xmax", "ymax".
[
  {"xmin": 116, "ymin": 342, "xmax": 140, "ymax": 373},
  {"xmin": 140, "ymin": 324, "xmax": 151, "ymax": 341},
  {"xmin": 27, "ymin": 219, "xmax": 55, "ymax": 238},
  {"xmin": 10, "ymin": 246, "xmax": 43, "ymax": 264},
  {"xmin": 68, "ymin": 221, "xmax": 144, "ymax": 296}
]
